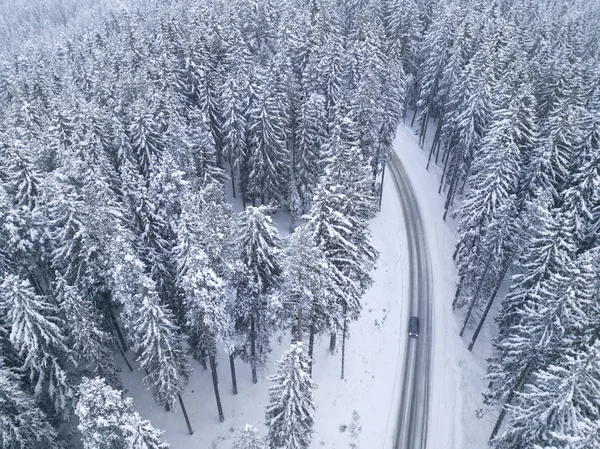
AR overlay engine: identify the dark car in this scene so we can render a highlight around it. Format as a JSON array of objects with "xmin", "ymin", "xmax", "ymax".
[{"xmin": 408, "ymin": 316, "xmax": 420, "ymax": 337}]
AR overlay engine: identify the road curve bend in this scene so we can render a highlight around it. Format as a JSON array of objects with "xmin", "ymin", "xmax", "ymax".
[{"xmin": 388, "ymin": 150, "xmax": 433, "ymax": 449}]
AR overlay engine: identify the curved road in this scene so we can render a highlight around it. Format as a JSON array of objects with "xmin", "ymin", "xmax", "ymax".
[{"xmin": 388, "ymin": 151, "xmax": 433, "ymax": 449}]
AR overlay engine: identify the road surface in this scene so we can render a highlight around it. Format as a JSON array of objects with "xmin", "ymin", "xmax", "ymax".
[{"xmin": 388, "ymin": 150, "xmax": 433, "ymax": 449}]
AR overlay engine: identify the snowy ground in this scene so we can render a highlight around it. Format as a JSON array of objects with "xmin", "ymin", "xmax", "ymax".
[{"xmin": 119, "ymin": 120, "xmax": 497, "ymax": 448}]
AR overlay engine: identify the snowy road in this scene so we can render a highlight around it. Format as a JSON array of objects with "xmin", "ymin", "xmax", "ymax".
[{"xmin": 389, "ymin": 150, "xmax": 433, "ymax": 449}]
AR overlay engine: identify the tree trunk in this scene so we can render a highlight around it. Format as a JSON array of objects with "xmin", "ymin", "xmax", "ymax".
[
  {"xmin": 201, "ymin": 318, "xmax": 225, "ymax": 422},
  {"xmin": 410, "ymin": 108, "xmax": 418, "ymax": 128},
  {"xmin": 200, "ymin": 345, "xmax": 208, "ymax": 370},
  {"xmin": 378, "ymin": 163, "xmax": 386, "ymax": 209},
  {"xmin": 329, "ymin": 331, "xmax": 336, "ymax": 354},
  {"xmin": 118, "ymin": 346, "xmax": 133, "ymax": 372},
  {"xmin": 452, "ymin": 280, "xmax": 463, "ymax": 310},
  {"xmin": 297, "ymin": 307, "xmax": 303, "ymax": 342},
  {"xmin": 208, "ymin": 346, "xmax": 224, "ymax": 422},
  {"xmin": 178, "ymin": 393, "xmax": 194, "ymax": 435},
  {"xmin": 468, "ymin": 255, "xmax": 514, "ymax": 352},
  {"xmin": 427, "ymin": 116, "xmax": 443, "ymax": 170},
  {"xmin": 434, "ymin": 138, "xmax": 443, "ymax": 164},
  {"xmin": 229, "ymin": 354, "xmax": 238, "ymax": 395},
  {"xmin": 438, "ymin": 150, "xmax": 450, "ymax": 194},
  {"xmin": 426, "ymin": 139, "xmax": 436, "ymax": 171},
  {"xmin": 250, "ymin": 315, "xmax": 258, "ymax": 384},
  {"xmin": 308, "ymin": 324, "xmax": 315, "ymax": 377},
  {"xmin": 442, "ymin": 169, "xmax": 458, "ymax": 221},
  {"xmin": 230, "ymin": 166, "xmax": 236, "ymax": 198},
  {"xmin": 419, "ymin": 111, "xmax": 430, "ymax": 148},
  {"xmin": 109, "ymin": 308, "xmax": 128, "ymax": 352},
  {"xmin": 489, "ymin": 363, "xmax": 531, "ymax": 442},
  {"xmin": 341, "ymin": 307, "xmax": 348, "ymax": 380},
  {"xmin": 459, "ymin": 256, "xmax": 492, "ymax": 337}
]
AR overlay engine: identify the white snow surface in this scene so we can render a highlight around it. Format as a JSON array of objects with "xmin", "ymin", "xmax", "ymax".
[{"xmin": 119, "ymin": 122, "xmax": 494, "ymax": 448}]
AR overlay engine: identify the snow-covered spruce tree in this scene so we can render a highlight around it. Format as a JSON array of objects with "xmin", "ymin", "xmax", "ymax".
[
  {"xmin": 0, "ymin": 274, "xmax": 73, "ymax": 413},
  {"xmin": 453, "ymin": 85, "xmax": 535, "ymax": 309},
  {"xmin": 412, "ymin": 0, "xmax": 456, "ymax": 137},
  {"xmin": 311, "ymin": 111, "xmax": 379, "ymax": 347},
  {"xmin": 295, "ymin": 92, "xmax": 327, "ymax": 213},
  {"xmin": 120, "ymin": 160, "xmax": 181, "ymax": 323},
  {"xmin": 493, "ymin": 342, "xmax": 600, "ymax": 448},
  {"xmin": 186, "ymin": 40, "xmax": 225, "ymax": 166},
  {"xmin": 221, "ymin": 60, "xmax": 250, "ymax": 198},
  {"xmin": 235, "ymin": 205, "xmax": 282, "ymax": 384},
  {"xmin": 76, "ymin": 377, "xmax": 130, "ymax": 449},
  {"xmin": 278, "ymin": 224, "xmax": 341, "ymax": 373},
  {"xmin": 178, "ymin": 239, "xmax": 232, "ymax": 422},
  {"xmin": 126, "ymin": 100, "xmax": 166, "ymax": 180},
  {"xmin": 265, "ymin": 343, "xmax": 315, "ymax": 449},
  {"xmin": 0, "ymin": 364, "xmax": 61, "ymax": 449},
  {"xmin": 130, "ymin": 289, "xmax": 189, "ymax": 412},
  {"xmin": 124, "ymin": 412, "xmax": 170, "ymax": 449},
  {"xmin": 325, "ymin": 106, "xmax": 379, "ymax": 221},
  {"xmin": 184, "ymin": 109, "xmax": 225, "ymax": 187},
  {"xmin": 439, "ymin": 42, "xmax": 495, "ymax": 220},
  {"xmin": 55, "ymin": 276, "xmax": 121, "ymax": 388},
  {"xmin": 76, "ymin": 377, "xmax": 169, "ymax": 449},
  {"xmin": 486, "ymin": 205, "xmax": 579, "ymax": 439},
  {"xmin": 247, "ymin": 68, "xmax": 290, "ymax": 205},
  {"xmin": 558, "ymin": 109, "xmax": 600, "ymax": 251},
  {"xmin": 234, "ymin": 424, "xmax": 266, "ymax": 449}
]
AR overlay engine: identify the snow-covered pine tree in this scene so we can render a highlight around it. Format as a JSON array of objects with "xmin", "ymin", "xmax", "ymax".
[
  {"xmin": 307, "ymin": 177, "xmax": 377, "ymax": 376},
  {"xmin": 493, "ymin": 342, "xmax": 600, "ymax": 448},
  {"xmin": 55, "ymin": 276, "xmax": 121, "ymax": 388},
  {"xmin": 235, "ymin": 205, "xmax": 282, "ymax": 383},
  {"xmin": 185, "ymin": 109, "xmax": 225, "ymax": 187},
  {"xmin": 486, "ymin": 204, "xmax": 579, "ymax": 439},
  {"xmin": 453, "ymin": 85, "xmax": 535, "ymax": 309},
  {"xmin": 178, "ymin": 241, "xmax": 231, "ymax": 421},
  {"xmin": 247, "ymin": 68, "xmax": 290, "ymax": 205},
  {"xmin": 124, "ymin": 412, "xmax": 170, "ymax": 449},
  {"xmin": 278, "ymin": 224, "xmax": 341, "ymax": 373},
  {"xmin": 439, "ymin": 40, "xmax": 495, "ymax": 220},
  {"xmin": 76, "ymin": 377, "xmax": 169, "ymax": 449},
  {"xmin": 131, "ymin": 290, "xmax": 189, "ymax": 411},
  {"xmin": 0, "ymin": 364, "xmax": 60, "ymax": 449},
  {"xmin": 126, "ymin": 100, "xmax": 166, "ymax": 180},
  {"xmin": 0, "ymin": 274, "xmax": 73, "ymax": 413},
  {"xmin": 234, "ymin": 424, "xmax": 266, "ymax": 449},
  {"xmin": 295, "ymin": 92, "xmax": 327, "ymax": 213},
  {"xmin": 76, "ymin": 377, "xmax": 131, "ymax": 449},
  {"xmin": 265, "ymin": 342, "xmax": 315, "ymax": 449},
  {"xmin": 221, "ymin": 59, "xmax": 250, "ymax": 198},
  {"xmin": 120, "ymin": 160, "xmax": 181, "ymax": 323}
]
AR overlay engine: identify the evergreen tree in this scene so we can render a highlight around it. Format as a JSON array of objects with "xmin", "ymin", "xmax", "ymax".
[
  {"xmin": 55, "ymin": 276, "xmax": 121, "ymax": 389},
  {"xmin": 124, "ymin": 412, "xmax": 170, "ymax": 449},
  {"xmin": 0, "ymin": 365, "xmax": 60, "ymax": 449},
  {"xmin": 131, "ymin": 292, "xmax": 189, "ymax": 411},
  {"xmin": 235, "ymin": 205, "xmax": 282, "ymax": 383},
  {"xmin": 76, "ymin": 377, "xmax": 169, "ymax": 449},
  {"xmin": 221, "ymin": 65, "xmax": 249, "ymax": 197},
  {"xmin": 278, "ymin": 224, "xmax": 340, "ymax": 370},
  {"xmin": 233, "ymin": 424, "xmax": 266, "ymax": 449},
  {"xmin": 247, "ymin": 71, "xmax": 290, "ymax": 205},
  {"xmin": 295, "ymin": 92, "xmax": 327, "ymax": 212},
  {"xmin": 494, "ymin": 343, "xmax": 600, "ymax": 448},
  {"xmin": 126, "ymin": 101, "xmax": 166, "ymax": 179},
  {"xmin": 0, "ymin": 275, "xmax": 73, "ymax": 412},
  {"xmin": 265, "ymin": 343, "xmax": 315, "ymax": 449}
]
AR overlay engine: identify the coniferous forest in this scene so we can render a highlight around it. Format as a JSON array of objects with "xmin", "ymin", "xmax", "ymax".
[{"xmin": 0, "ymin": 0, "xmax": 598, "ymax": 448}]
